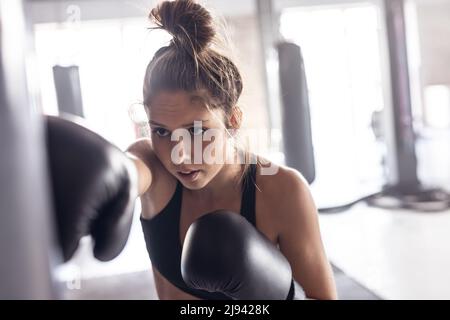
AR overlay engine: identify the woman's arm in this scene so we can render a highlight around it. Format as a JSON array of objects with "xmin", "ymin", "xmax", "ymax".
[
  {"xmin": 126, "ymin": 153, "xmax": 152, "ymax": 197},
  {"xmin": 276, "ymin": 169, "xmax": 338, "ymax": 300},
  {"xmin": 125, "ymin": 139, "xmax": 153, "ymax": 196},
  {"xmin": 125, "ymin": 138, "xmax": 177, "ymax": 219}
]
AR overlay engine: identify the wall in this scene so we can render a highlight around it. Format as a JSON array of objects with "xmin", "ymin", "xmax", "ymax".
[{"xmin": 415, "ymin": 0, "xmax": 450, "ymax": 86}]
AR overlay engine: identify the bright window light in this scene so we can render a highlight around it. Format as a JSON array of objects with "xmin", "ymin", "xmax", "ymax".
[
  {"xmin": 33, "ymin": 18, "xmax": 171, "ymax": 150},
  {"xmin": 423, "ymin": 85, "xmax": 450, "ymax": 129},
  {"xmin": 280, "ymin": 3, "xmax": 386, "ymax": 202}
]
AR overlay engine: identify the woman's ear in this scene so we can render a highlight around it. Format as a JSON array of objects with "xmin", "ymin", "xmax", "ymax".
[{"xmin": 228, "ymin": 106, "xmax": 243, "ymax": 129}]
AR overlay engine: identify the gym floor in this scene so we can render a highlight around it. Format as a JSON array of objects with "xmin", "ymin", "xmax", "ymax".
[
  {"xmin": 319, "ymin": 204, "xmax": 450, "ymax": 300},
  {"xmin": 61, "ymin": 264, "xmax": 380, "ymax": 300}
]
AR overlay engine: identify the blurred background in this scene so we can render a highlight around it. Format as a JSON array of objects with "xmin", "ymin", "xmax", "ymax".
[{"xmin": 1, "ymin": 0, "xmax": 450, "ymax": 300}]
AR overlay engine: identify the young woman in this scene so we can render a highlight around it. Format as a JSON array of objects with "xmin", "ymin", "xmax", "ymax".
[{"xmin": 124, "ymin": 0, "xmax": 337, "ymax": 300}]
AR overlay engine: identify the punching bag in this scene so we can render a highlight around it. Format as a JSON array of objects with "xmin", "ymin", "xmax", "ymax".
[
  {"xmin": 277, "ymin": 42, "xmax": 315, "ymax": 184},
  {"xmin": 0, "ymin": 0, "xmax": 59, "ymax": 299},
  {"xmin": 53, "ymin": 65, "xmax": 84, "ymax": 117}
]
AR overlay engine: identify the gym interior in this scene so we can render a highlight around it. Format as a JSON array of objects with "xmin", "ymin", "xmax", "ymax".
[{"xmin": 1, "ymin": 0, "xmax": 450, "ymax": 300}]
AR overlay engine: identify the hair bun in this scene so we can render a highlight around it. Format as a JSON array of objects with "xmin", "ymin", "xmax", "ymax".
[{"xmin": 150, "ymin": 0, "xmax": 215, "ymax": 53}]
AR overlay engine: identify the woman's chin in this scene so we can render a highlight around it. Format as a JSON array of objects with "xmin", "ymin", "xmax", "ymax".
[
  {"xmin": 180, "ymin": 179, "xmax": 207, "ymax": 190},
  {"xmin": 176, "ymin": 171, "xmax": 208, "ymax": 190}
]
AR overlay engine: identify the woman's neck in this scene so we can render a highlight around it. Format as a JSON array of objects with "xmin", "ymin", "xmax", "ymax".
[{"xmin": 187, "ymin": 163, "xmax": 244, "ymax": 202}]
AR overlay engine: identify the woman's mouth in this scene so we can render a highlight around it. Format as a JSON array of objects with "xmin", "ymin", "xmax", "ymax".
[{"xmin": 177, "ymin": 169, "xmax": 201, "ymax": 181}]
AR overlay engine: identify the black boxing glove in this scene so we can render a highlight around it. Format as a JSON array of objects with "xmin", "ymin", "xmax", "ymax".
[
  {"xmin": 44, "ymin": 115, "xmax": 138, "ymax": 262},
  {"xmin": 181, "ymin": 210, "xmax": 306, "ymax": 300}
]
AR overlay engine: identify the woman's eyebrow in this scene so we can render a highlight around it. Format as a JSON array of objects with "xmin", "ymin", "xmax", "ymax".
[
  {"xmin": 148, "ymin": 120, "xmax": 210, "ymax": 127},
  {"xmin": 148, "ymin": 120, "xmax": 167, "ymax": 127},
  {"xmin": 190, "ymin": 95, "xmax": 206, "ymax": 103},
  {"xmin": 182, "ymin": 120, "xmax": 210, "ymax": 127}
]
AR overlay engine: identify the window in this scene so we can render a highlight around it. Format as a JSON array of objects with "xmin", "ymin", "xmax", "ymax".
[
  {"xmin": 280, "ymin": 2, "xmax": 387, "ymax": 202},
  {"xmin": 34, "ymin": 18, "xmax": 170, "ymax": 150}
]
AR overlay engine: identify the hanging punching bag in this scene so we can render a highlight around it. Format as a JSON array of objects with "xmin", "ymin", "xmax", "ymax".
[{"xmin": 277, "ymin": 41, "xmax": 315, "ymax": 184}]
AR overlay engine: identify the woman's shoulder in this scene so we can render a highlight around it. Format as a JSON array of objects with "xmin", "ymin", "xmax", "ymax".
[
  {"xmin": 126, "ymin": 138, "xmax": 178, "ymax": 219},
  {"xmin": 126, "ymin": 138, "xmax": 171, "ymax": 172},
  {"xmin": 254, "ymin": 155, "xmax": 312, "ymax": 215},
  {"xmin": 254, "ymin": 155, "xmax": 318, "ymax": 237},
  {"xmin": 255, "ymin": 155, "xmax": 310, "ymax": 197},
  {"xmin": 126, "ymin": 138, "xmax": 155, "ymax": 163},
  {"xmin": 126, "ymin": 138, "xmax": 166, "ymax": 182}
]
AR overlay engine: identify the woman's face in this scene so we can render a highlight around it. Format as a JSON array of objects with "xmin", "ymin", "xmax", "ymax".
[{"xmin": 148, "ymin": 90, "xmax": 232, "ymax": 190}]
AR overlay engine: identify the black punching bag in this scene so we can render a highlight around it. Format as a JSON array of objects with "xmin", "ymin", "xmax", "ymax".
[
  {"xmin": 277, "ymin": 42, "xmax": 315, "ymax": 184},
  {"xmin": 53, "ymin": 65, "xmax": 84, "ymax": 117}
]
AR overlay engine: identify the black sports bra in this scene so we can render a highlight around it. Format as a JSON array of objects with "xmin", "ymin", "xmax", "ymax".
[{"xmin": 140, "ymin": 163, "xmax": 257, "ymax": 300}]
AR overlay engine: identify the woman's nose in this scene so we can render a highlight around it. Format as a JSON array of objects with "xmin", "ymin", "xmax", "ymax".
[{"xmin": 171, "ymin": 138, "xmax": 193, "ymax": 164}]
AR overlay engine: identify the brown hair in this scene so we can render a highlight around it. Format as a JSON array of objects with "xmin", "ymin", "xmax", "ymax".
[
  {"xmin": 143, "ymin": 0, "xmax": 258, "ymax": 183},
  {"xmin": 143, "ymin": 0, "xmax": 243, "ymax": 125}
]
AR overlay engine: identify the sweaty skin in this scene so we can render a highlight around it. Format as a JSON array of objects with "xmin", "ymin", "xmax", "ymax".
[{"xmin": 127, "ymin": 90, "xmax": 337, "ymax": 300}]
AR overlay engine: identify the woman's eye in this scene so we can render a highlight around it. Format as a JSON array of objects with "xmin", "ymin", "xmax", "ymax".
[
  {"xmin": 152, "ymin": 128, "xmax": 170, "ymax": 137},
  {"xmin": 189, "ymin": 127, "xmax": 206, "ymax": 136}
]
